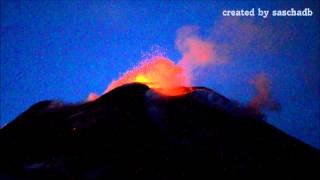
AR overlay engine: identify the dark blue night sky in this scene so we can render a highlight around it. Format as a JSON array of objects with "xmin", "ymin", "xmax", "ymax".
[{"xmin": 1, "ymin": 0, "xmax": 319, "ymax": 148}]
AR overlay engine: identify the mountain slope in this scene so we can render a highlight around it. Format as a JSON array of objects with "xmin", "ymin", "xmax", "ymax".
[{"xmin": 1, "ymin": 83, "xmax": 319, "ymax": 179}]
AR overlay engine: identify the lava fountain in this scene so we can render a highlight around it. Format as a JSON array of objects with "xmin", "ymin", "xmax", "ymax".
[{"xmin": 105, "ymin": 57, "xmax": 193, "ymax": 96}]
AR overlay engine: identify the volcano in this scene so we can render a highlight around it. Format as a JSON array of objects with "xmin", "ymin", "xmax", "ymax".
[{"xmin": 1, "ymin": 83, "xmax": 319, "ymax": 179}]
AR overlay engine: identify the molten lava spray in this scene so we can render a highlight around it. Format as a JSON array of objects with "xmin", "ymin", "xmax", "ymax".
[
  {"xmin": 105, "ymin": 57, "xmax": 192, "ymax": 96},
  {"xmin": 100, "ymin": 26, "xmax": 219, "ymax": 97}
]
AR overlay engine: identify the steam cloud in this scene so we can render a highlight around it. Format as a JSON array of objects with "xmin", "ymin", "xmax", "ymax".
[{"xmin": 176, "ymin": 26, "xmax": 223, "ymax": 67}]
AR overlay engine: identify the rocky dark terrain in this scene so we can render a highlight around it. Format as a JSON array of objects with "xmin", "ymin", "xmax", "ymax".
[{"xmin": 1, "ymin": 83, "xmax": 319, "ymax": 179}]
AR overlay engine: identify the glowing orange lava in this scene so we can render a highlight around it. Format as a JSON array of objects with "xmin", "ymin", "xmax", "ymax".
[{"xmin": 105, "ymin": 57, "xmax": 192, "ymax": 96}]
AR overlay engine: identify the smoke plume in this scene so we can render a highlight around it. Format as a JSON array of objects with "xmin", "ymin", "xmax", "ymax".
[{"xmin": 249, "ymin": 73, "xmax": 280, "ymax": 112}]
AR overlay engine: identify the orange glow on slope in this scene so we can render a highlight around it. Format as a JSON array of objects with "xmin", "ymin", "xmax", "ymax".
[
  {"xmin": 87, "ymin": 93, "xmax": 99, "ymax": 102},
  {"xmin": 105, "ymin": 57, "xmax": 192, "ymax": 96},
  {"xmin": 135, "ymin": 75, "xmax": 153, "ymax": 87}
]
